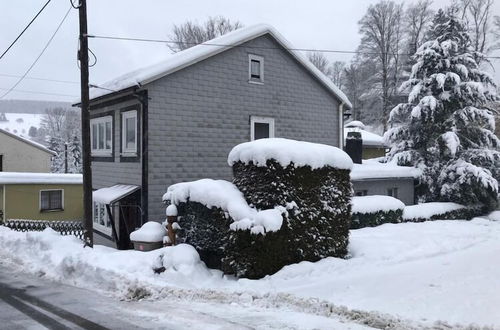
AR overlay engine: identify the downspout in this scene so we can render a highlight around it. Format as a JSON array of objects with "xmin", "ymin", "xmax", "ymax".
[{"xmin": 339, "ymin": 103, "xmax": 345, "ymax": 149}]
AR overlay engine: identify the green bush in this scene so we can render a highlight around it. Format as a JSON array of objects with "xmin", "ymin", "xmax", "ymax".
[
  {"xmin": 403, "ymin": 206, "xmax": 485, "ymax": 223},
  {"xmin": 351, "ymin": 209, "xmax": 403, "ymax": 229}
]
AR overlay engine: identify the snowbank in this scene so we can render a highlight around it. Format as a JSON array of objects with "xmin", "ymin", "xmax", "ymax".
[
  {"xmin": 0, "ymin": 172, "xmax": 82, "ymax": 184},
  {"xmin": 228, "ymin": 138, "xmax": 353, "ymax": 170},
  {"xmin": 351, "ymin": 160, "xmax": 421, "ymax": 181},
  {"xmin": 130, "ymin": 222, "xmax": 166, "ymax": 242},
  {"xmin": 163, "ymin": 179, "xmax": 284, "ymax": 234},
  {"xmin": 402, "ymin": 202, "xmax": 466, "ymax": 220},
  {"xmin": 352, "ymin": 195, "xmax": 405, "ymax": 214}
]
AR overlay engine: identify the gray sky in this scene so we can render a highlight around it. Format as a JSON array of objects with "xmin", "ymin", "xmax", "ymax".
[{"xmin": 0, "ymin": 0, "xmax": 499, "ymax": 103}]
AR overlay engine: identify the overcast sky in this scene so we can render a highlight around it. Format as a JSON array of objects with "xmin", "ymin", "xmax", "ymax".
[{"xmin": 0, "ymin": 0, "xmax": 499, "ymax": 103}]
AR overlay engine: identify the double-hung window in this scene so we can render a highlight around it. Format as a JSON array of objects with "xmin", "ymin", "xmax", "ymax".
[
  {"xmin": 40, "ymin": 190, "xmax": 63, "ymax": 211},
  {"xmin": 121, "ymin": 110, "xmax": 137, "ymax": 155},
  {"xmin": 387, "ymin": 187, "xmax": 398, "ymax": 198},
  {"xmin": 250, "ymin": 116, "xmax": 275, "ymax": 141},
  {"xmin": 90, "ymin": 116, "xmax": 113, "ymax": 156},
  {"xmin": 248, "ymin": 54, "xmax": 264, "ymax": 84}
]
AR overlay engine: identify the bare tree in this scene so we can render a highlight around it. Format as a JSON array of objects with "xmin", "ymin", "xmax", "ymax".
[
  {"xmin": 405, "ymin": 0, "xmax": 434, "ymax": 55},
  {"xmin": 491, "ymin": 15, "xmax": 500, "ymax": 50},
  {"xmin": 168, "ymin": 16, "xmax": 243, "ymax": 52},
  {"xmin": 331, "ymin": 61, "xmax": 346, "ymax": 90},
  {"xmin": 307, "ymin": 52, "xmax": 332, "ymax": 77},
  {"xmin": 358, "ymin": 0, "xmax": 404, "ymax": 131},
  {"xmin": 454, "ymin": 0, "xmax": 494, "ymax": 55}
]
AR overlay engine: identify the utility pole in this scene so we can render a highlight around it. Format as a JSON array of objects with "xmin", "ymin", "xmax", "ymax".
[
  {"xmin": 64, "ymin": 142, "xmax": 68, "ymax": 173},
  {"xmin": 78, "ymin": 0, "xmax": 93, "ymax": 247}
]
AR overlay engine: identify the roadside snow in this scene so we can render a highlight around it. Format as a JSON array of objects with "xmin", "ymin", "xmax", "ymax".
[
  {"xmin": 1, "ymin": 219, "xmax": 500, "ymax": 327},
  {"xmin": 228, "ymin": 138, "xmax": 353, "ymax": 170},
  {"xmin": 130, "ymin": 221, "xmax": 166, "ymax": 242},
  {"xmin": 163, "ymin": 179, "xmax": 284, "ymax": 234},
  {"xmin": 352, "ymin": 195, "xmax": 405, "ymax": 214},
  {"xmin": 402, "ymin": 202, "xmax": 465, "ymax": 220}
]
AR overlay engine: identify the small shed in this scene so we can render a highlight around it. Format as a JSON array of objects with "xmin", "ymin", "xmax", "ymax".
[
  {"xmin": 350, "ymin": 160, "xmax": 421, "ymax": 205},
  {"xmin": 343, "ymin": 121, "xmax": 387, "ymax": 159}
]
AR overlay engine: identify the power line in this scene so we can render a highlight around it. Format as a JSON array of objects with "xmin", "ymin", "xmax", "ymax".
[
  {"xmin": 0, "ymin": 0, "xmax": 52, "ymax": 60},
  {"xmin": 87, "ymin": 34, "xmax": 500, "ymax": 60},
  {"xmin": 0, "ymin": 87, "xmax": 77, "ymax": 98},
  {"xmin": 0, "ymin": 73, "xmax": 79, "ymax": 85},
  {"xmin": 0, "ymin": 6, "xmax": 72, "ymax": 100}
]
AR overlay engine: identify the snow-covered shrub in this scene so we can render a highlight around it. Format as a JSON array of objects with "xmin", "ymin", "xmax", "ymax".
[
  {"xmin": 350, "ymin": 196, "xmax": 404, "ymax": 229},
  {"xmin": 402, "ymin": 202, "xmax": 482, "ymax": 222}
]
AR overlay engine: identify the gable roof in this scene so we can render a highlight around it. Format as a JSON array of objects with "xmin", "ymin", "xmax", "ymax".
[
  {"xmin": 87, "ymin": 24, "xmax": 351, "ymax": 108},
  {"xmin": 0, "ymin": 128, "xmax": 56, "ymax": 156}
]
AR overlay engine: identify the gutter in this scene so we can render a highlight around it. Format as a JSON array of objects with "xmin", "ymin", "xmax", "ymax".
[{"xmin": 339, "ymin": 103, "xmax": 345, "ymax": 149}]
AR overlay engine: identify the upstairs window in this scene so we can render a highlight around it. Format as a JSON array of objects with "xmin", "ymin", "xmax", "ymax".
[
  {"xmin": 90, "ymin": 116, "xmax": 113, "ymax": 156},
  {"xmin": 250, "ymin": 116, "xmax": 274, "ymax": 141},
  {"xmin": 40, "ymin": 190, "xmax": 63, "ymax": 211},
  {"xmin": 248, "ymin": 54, "xmax": 264, "ymax": 84},
  {"xmin": 121, "ymin": 110, "xmax": 138, "ymax": 155}
]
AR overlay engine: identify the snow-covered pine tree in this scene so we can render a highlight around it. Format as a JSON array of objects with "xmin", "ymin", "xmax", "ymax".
[
  {"xmin": 385, "ymin": 8, "xmax": 499, "ymax": 211},
  {"xmin": 69, "ymin": 134, "xmax": 82, "ymax": 173},
  {"xmin": 47, "ymin": 136, "xmax": 65, "ymax": 173}
]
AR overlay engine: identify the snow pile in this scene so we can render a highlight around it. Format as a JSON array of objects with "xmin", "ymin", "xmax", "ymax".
[
  {"xmin": 163, "ymin": 179, "xmax": 284, "ymax": 234},
  {"xmin": 350, "ymin": 159, "xmax": 421, "ymax": 181},
  {"xmin": 130, "ymin": 222, "xmax": 167, "ymax": 242},
  {"xmin": 228, "ymin": 138, "xmax": 353, "ymax": 170},
  {"xmin": 166, "ymin": 204, "xmax": 178, "ymax": 216},
  {"xmin": 402, "ymin": 202, "xmax": 466, "ymax": 220},
  {"xmin": 352, "ymin": 196, "xmax": 405, "ymax": 214},
  {"xmin": 488, "ymin": 211, "xmax": 500, "ymax": 221}
]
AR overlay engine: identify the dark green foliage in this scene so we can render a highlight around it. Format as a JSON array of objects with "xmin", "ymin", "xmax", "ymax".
[
  {"xmin": 351, "ymin": 209, "xmax": 403, "ymax": 229},
  {"xmin": 222, "ymin": 160, "xmax": 352, "ymax": 279},
  {"xmin": 175, "ymin": 201, "xmax": 231, "ymax": 269}
]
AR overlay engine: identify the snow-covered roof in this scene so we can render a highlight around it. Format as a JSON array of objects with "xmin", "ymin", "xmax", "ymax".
[
  {"xmin": 344, "ymin": 127, "xmax": 386, "ymax": 147},
  {"xmin": 93, "ymin": 184, "xmax": 140, "ymax": 204},
  {"xmin": 0, "ymin": 128, "xmax": 56, "ymax": 155},
  {"xmin": 87, "ymin": 24, "xmax": 351, "ymax": 108},
  {"xmin": 228, "ymin": 138, "xmax": 353, "ymax": 170},
  {"xmin": 350, "ymin": 160, "xmax": 421, "ymax": 181},
  {"xmin": 344, "ymin": 120, "xmax": 366, "ymax": 130},
  {"xmin": 0, "ymin": 172, "xmax": 82, "ymax": 184}
]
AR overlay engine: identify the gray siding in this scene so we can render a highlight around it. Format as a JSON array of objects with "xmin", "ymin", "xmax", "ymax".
[
  {"xmin": 146, "ymin": 34, "xmax": 342, "ymax": 220},
  {"xmin": 352, "ymin": 178, "xmax": 415, "ymax": 205}
]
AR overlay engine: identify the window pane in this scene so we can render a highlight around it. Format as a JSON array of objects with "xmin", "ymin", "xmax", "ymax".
[
  {"xmin": 254, "ymin": 122, "xmax": 270, "ymax": 140},
  {"xmin": 251, "ymin": 60, "xmax": 260, "ymax": 78},
  {"xmin": 49, "ymin": 191, "xmax": 62, "ymax": 209},
  {"xmin": 92, "ymin": 124, "xmax": 98, "ymax": 150},
  {"xmin": 99, "ymin": 204, "xmax": 105, "ymax": 226},
  {"xmin": 41, "ymin": 192, "xmax": 49, "ymax": 210},
  {"xmin": 93, "ymin": 203, "xmax": 99, "ymax": 224},
  {"xmin": 105, "ymin": 121, "xmax": 112, "ymax": 150},
  {"xmin": 126, "ymin": 117, "xmax": 136, "ymax": 150},
  {"xmin": 98, "ymin": 123, "xmax": 105, "ymax": 149}
]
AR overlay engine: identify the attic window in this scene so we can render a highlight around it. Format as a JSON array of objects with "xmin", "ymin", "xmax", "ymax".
[{"xmin": 248, "ymin": 54, "xmax": 264, "ymax": 84}]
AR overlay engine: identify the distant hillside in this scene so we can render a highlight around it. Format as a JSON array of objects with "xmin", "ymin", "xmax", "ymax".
[{"xmin": 0, "ymin": 100, "xmax": 73, "ymax": 114}]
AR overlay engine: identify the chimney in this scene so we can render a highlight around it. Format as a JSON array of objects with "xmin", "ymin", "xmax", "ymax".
[{"xmin": 345, "ymin": 131, "xmax": 362, "ymax": 164}]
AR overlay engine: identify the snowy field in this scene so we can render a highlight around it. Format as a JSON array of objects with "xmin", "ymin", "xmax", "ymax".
[
  {"xmin": 0, "ymin": 113, "xmax": 43, "ymax": 138},
  {"xmin": 1, "ymin": 216, "xmax": 499, "ymax": 329}
]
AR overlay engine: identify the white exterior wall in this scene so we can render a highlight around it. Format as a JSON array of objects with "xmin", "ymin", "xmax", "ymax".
[{"xmin": 0, "ymin": 133, "xmax": 52, "ymax": 172}]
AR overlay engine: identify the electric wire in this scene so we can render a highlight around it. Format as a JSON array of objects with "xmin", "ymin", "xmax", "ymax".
[
  {"xmin": 0, "ymin": 87, "xmax": 77, "ymax": 97},
  {"xmin": 0, "ymin": 73, "xmax": 79, "ymax": 85},
  {"xmin": 0, "ymin": 6, "xmax": 72, "ymax": 100},
  {"xmin": 0, "ymin": 0, "xmax": 52, "ymax": 60}
]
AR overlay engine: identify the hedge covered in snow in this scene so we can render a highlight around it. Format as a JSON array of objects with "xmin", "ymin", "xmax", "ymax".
[
  {"xmin": 402, "ymin": 202, "xmax": 481, "ymax": 222},
  {"xmin": 164, "ymin": 138, "xmax": 353, "ymax": 279},
  {"xmin": 350, "ymin": 196, "xmax": 405, "ymax": 229}
]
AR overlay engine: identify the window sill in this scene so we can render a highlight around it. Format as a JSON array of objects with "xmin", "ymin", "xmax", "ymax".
[
  {"xmin": 120, "ymin": 152, "xmax": 138, "ymax": 157},
  {"xmin": 91, "ymin": 153, "xmax": 113, "ymax": 157},
  {"xmin": 40, "ymin": 209, "xmax": 64, "ymax": 213},
  {"xmin": 248, "ymin": 80, "xmax": 264, "ymax": 85}
]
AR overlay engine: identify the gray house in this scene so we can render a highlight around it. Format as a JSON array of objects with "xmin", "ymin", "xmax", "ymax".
[{"xmin": 82, "ymin": 24, "xmax": 351, "ymax": 248}]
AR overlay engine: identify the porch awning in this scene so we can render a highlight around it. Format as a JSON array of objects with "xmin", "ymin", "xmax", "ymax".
[{"xmin": 93, "ymin": 185, "xmax": 140, "ymax": 205}]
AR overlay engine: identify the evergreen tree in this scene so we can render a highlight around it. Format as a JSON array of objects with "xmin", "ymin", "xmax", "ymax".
[
  {"xmin": 385, "ymin": 8, "xmax": 499, "ymax": 210},
  {"xmin": 69, "ymin": 134, "xmax": 82, "ymax": 173},
  {"xmin": 47, "ymin": 136, "xmax": 65, "ymax": 173}
]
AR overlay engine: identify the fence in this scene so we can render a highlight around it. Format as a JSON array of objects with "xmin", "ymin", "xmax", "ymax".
[{"xmin": 1, "ymin": 219, "xmax": 84, "ymax": 240}]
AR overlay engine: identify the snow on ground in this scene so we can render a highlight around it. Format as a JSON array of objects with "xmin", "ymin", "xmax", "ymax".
[
  {"xmin": 1, "ymin": 218, "xmax": 500, "ymax": 328},
  {"xmin": 0, "ymin": 113, "xmax": 42, "ymax": 138}
]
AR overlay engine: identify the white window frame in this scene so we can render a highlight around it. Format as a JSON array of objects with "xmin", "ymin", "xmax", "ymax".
[
  {"xmin": 248, "ymin": 54, "xmax": 264, "ymax": 84},
  {"xmin": 121, "ymin": 110, "xmax": 138, "ymax": 155},
  {"xmin": 90, "ymin": 116, "xmax": 113, "ymax": 156},
  {"xmin": 93, "ymin": 202, "xmax": 112, "ymax": 235},
  {"xmin": 250, "ymin": 116, "xmax": 275, "ymax": 141},
  {"xmin": 39, "ymin": 189, "xmax": 64, "ymax": 212}
]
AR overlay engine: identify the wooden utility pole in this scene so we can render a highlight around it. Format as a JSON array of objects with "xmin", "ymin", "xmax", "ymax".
[{"xmin": 78, "ymin": 0, "xmax": 93, "ymax": 247}]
